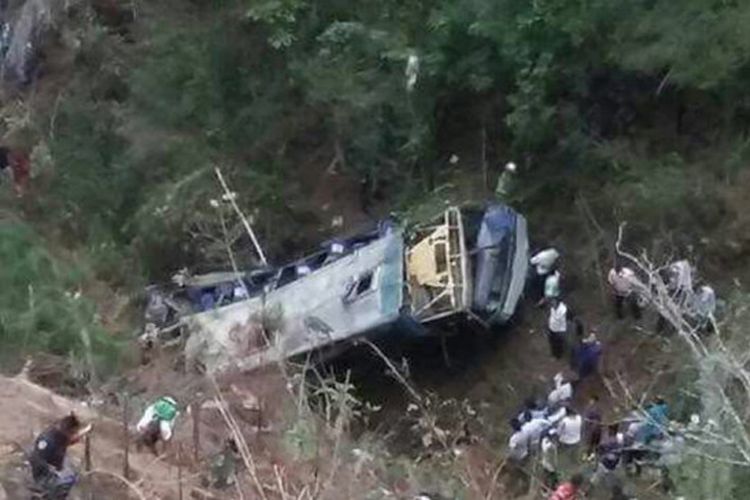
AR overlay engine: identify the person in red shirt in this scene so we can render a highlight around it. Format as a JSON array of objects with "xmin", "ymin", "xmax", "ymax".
[
  {"xmin": 549, "ymin": 473, "xmax": 584, "ymax": 500},
  {"xmin": 8, "ymin": 148, "xmax": 30, "ymax": 196}
]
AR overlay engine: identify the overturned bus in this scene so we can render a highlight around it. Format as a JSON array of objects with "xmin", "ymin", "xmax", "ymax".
[{"xmin": 154, "ymin": 204, "xmax": 528, "ymax": 373}]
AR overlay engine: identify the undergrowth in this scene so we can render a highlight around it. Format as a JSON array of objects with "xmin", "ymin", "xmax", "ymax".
[{"xmin": 0, "ymin": 220, "xmax": 123, "ymax": 376}]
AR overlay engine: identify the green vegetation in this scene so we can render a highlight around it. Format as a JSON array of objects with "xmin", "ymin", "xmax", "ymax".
[
  {"xmin": 21, "ymin": 0, "xmax": 750, "ymax": 281},
  {"xmin": 3, "ymin": 0, "xmax": 750, "ymax": 495},
  {"xmin": 0, "ymin": 220, "xmax": 122, "ymax": 375}
]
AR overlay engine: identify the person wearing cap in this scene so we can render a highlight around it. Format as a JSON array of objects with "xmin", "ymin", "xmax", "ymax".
[
  {"xmin": 136, "ymin": 396, "xmax": 180, "ymax": 455},
  {"xmin": 540, "ymin": 428, "xmax": 560, "ymax": 490},
  {"xmin": 495, "ymin": 161, "xmax": 517, "ymax": 199}
]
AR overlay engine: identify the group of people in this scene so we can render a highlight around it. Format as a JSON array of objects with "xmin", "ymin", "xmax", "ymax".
[
  {"xmin": 507, "ymin": 370, "xmax": 683, "ymax": 498},
  {"xmin": 531, "ymin": 247, "xmax": 603, "ymax": 381},
  {"xmin": 505, "ymin": 246, "xmax": 707, "ymax": 499},
  {"xmin": 28, "ymin": 396, "xmax": 181, "ymax": 499}
]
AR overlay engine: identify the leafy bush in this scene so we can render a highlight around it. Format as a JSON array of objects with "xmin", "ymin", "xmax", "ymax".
[{"xmin": 0, "ymin": 221, "xmax": 122, "ymax": 375}]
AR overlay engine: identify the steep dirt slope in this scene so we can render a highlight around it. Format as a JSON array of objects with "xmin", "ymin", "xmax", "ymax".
[{"xmin": 0, "ymin": 374, "xmax": 202, "ymax": 499}]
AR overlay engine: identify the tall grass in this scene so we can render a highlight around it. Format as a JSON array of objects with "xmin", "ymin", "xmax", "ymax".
[{"xmin": 0, "ymin": 220, "xmax": 122, "ymax": 375}]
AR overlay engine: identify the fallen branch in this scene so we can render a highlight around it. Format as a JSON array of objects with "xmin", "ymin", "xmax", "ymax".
[{"xmin": 214, "ymin": 166, "xmax": 268, "ymax": 266}]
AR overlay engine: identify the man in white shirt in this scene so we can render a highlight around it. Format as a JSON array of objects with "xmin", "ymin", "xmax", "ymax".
[
  {"xmin": 557, "ymin": 407, "xmax": 583, "ymax": 446},
  {"xmin": 557, "ymin": 407, "xmax": 583, "ymax": 471},
  {"xmin": 547, "ymin": 299, "xmax": 569, "ymax": 359},
  {"xmin": 607, "ymin": 265, "xmax": 641, "ymax": 319},
  {"xmin": 547, "ymin": 372, "xmax": 574, "ymax": 409}
]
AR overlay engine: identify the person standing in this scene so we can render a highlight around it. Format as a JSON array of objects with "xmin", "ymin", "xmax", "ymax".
[
  {"xmin": 495, "ymin": 161, "xmax": 517, "ymax": 200},
  {"xmin": 557, "ymin": 407, "xmax": 583, "ymax": 470},
  {"xmin": 574, "ymin": 333, "xmax": 603, "ymax": 380},
  {"xmin": 8, "ymin": 147, "xmax": 30, "ymax": 196},
  {"xmin": 210, "ymin": 438, "xmax": 240, "ymax": 489},
  {"xmin": 583, "ymin": 396, "xmax": 603, "ymax": 460},
  {"xmin": 547, "ymin": 299, "xmax": 571, "ymax": 360},
  {"xmin": 530, "ymin": 248, "xmax": 560, "ymax": 300},
  {"xmin": 540, "ymin": 429, "xmax": 560, "ymax": 490},
  {"xmin": 694, "ymin": 284, "xmax": 716, "ymax": 332},
  {"xmin": 607, "ymin": 266, "xmax": 641, "ymax": 319},
  {"xmin": 29, "ymin": 412, "xmax": 92, "ymax": 499},
  {"xmin": 547, "ymin": 373, "xmax": 574, "ymax": 410},
  {"xmin": 540, "ymin": 269, "xmax": 562, "ymax": 306},
  {"xmin": 591, "ymin": 424, "xmax": 623, "ymax": 490},
  {"xmin": 0, "ymin": 145, "xmax": 9, "ymax": 182}
]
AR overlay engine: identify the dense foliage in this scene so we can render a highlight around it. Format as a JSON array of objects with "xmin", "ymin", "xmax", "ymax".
[
  {"xmin": 6, "ymin": 0, "xmax": 746, "ymax": 367},
  {"xmin": 16, "ymin": 0, "xmax": 747, "ymax": 280},
  {"xmin": 0, "ymin": 220, "xmax": 122, "ymax": 374}
]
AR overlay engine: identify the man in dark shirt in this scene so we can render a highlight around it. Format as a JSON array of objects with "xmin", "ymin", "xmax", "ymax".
[
  {"xmin": 29, "ymin": 413, "xmax": 91, "ymax": 499},
  {"xmin": 591, "ymin": 424, "xmax": 623, "ymax": 490},
  {"xmin": 583, "ymin": 396, "xmax": 603, "ymax": 459}
]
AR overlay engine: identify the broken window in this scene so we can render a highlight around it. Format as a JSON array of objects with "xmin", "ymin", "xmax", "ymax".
[
  {"xmin": 343, "ymin": 270, "xmax": 377, "ymax": 303},
  {"xmin": 356, "ymin": 272, "xmax": 374, "ymax": 295}
]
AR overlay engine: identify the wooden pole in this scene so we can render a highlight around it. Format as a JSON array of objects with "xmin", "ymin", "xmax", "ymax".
[
  {"xmin": 192, "ymin": 402, "xmax": 201, "ymax": 463},
  {"xmin": 123, "ymin": 394, "xmax": 130, "ymax": 479},
  {"xmin": 85, "ymin": 433, "xmax": 93, "ymax": 500},
  {"xmin": 178, "ymin": 444, "xmax": 184, "ymax": 500},
  {"xmin": 84, "ymin": 433, "xmax": 92, "ymax": 471}
]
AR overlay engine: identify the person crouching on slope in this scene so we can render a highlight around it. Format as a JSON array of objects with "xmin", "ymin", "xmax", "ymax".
[
  {"xmin": 136, "ymin": 396, "xmax": 180, "ymax": 455},
  {"xmin": 29, "ymin": 412, "xmax": 92, "ymax": 500}
]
